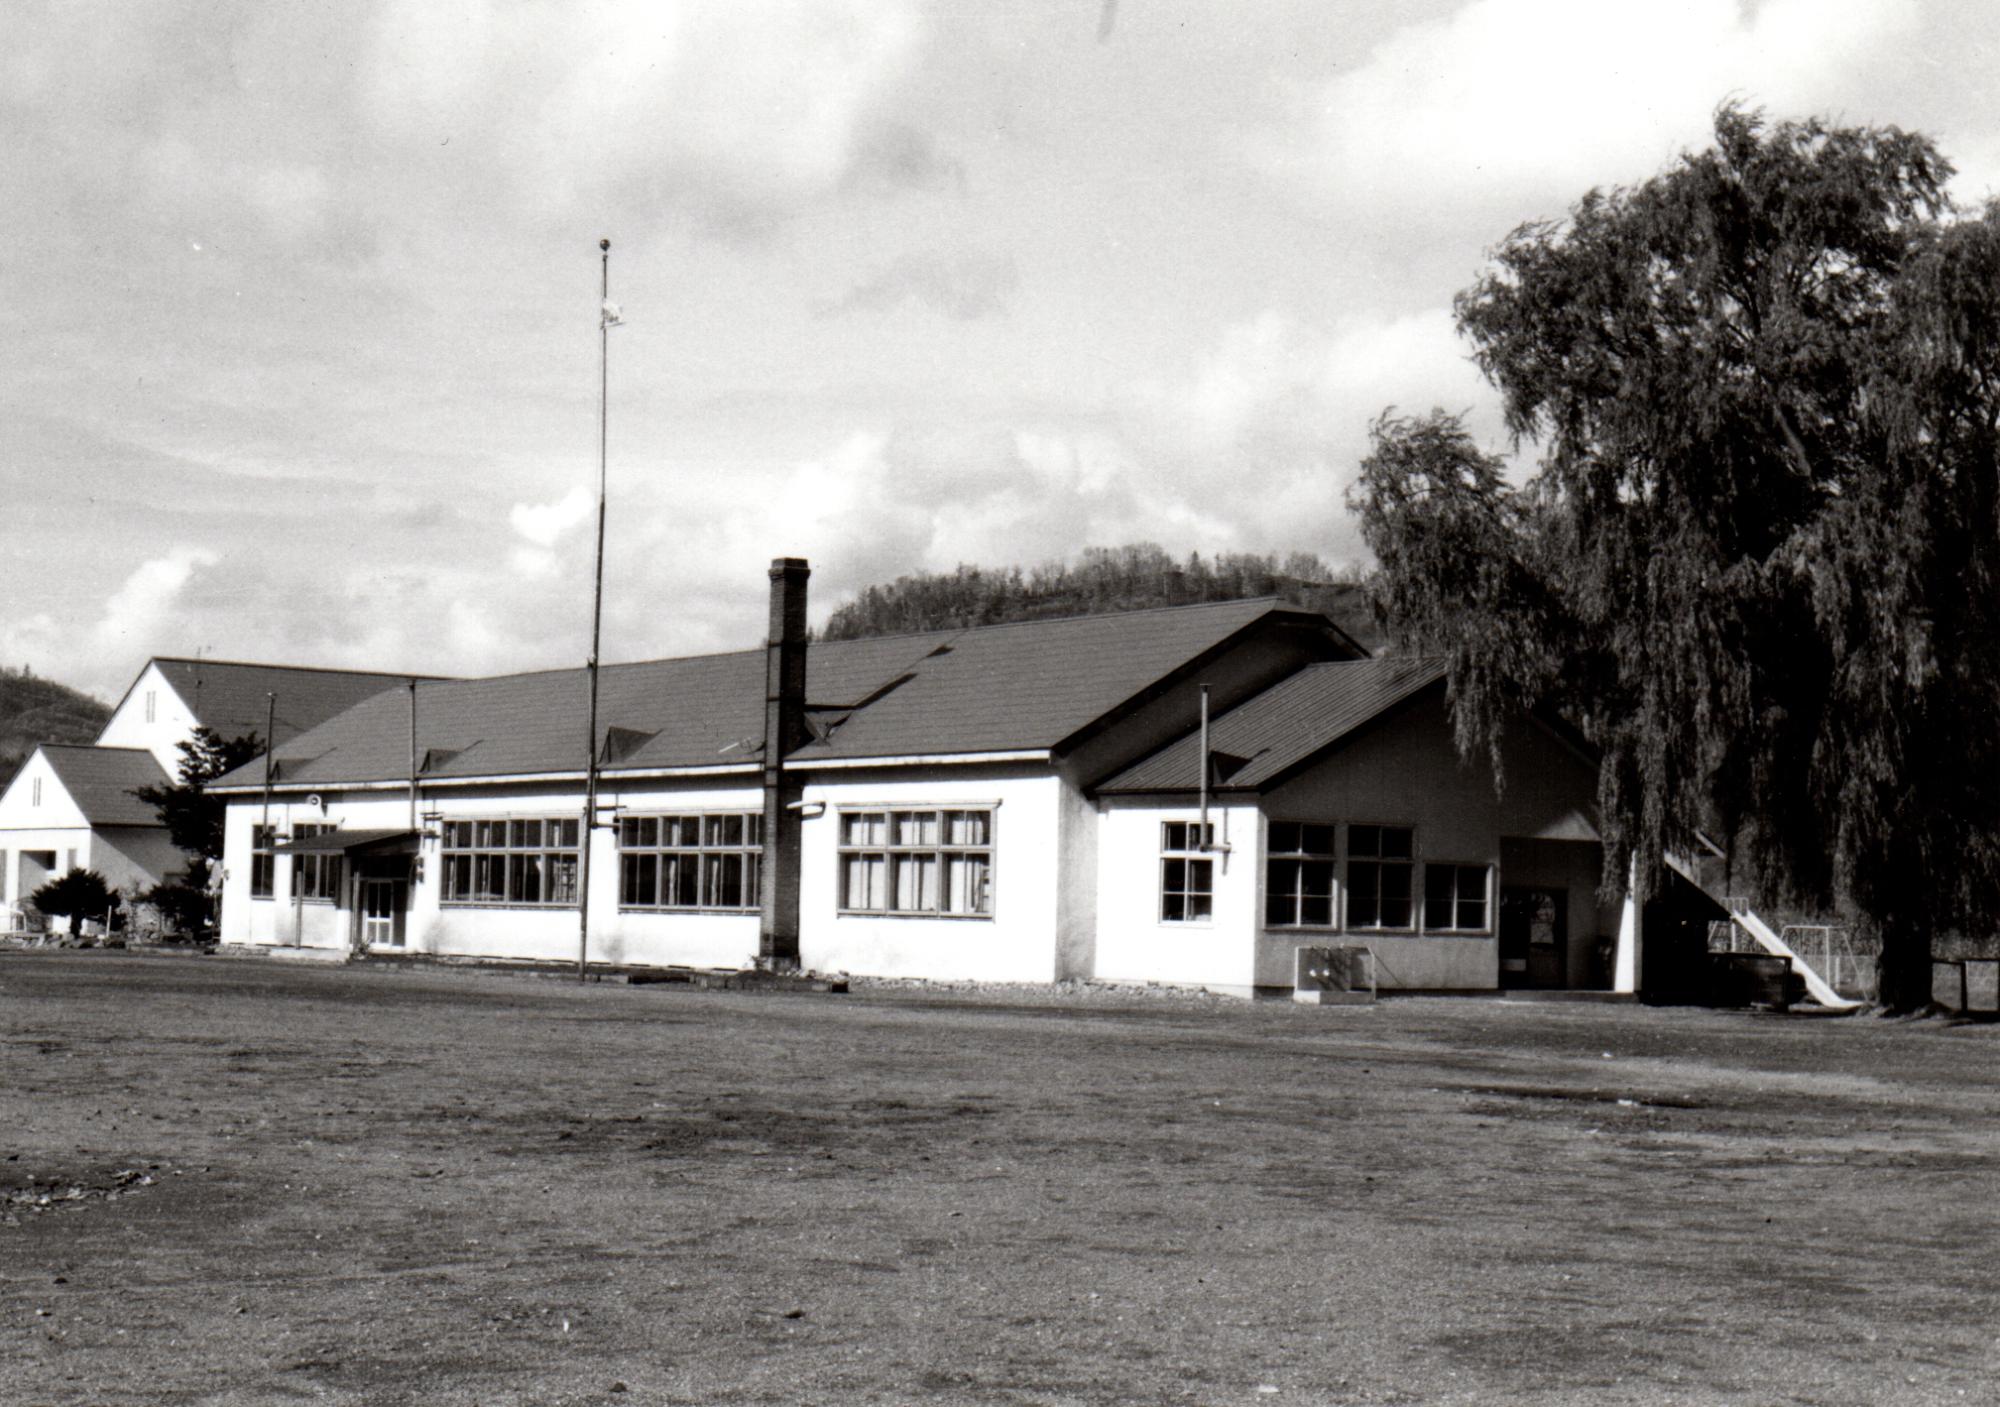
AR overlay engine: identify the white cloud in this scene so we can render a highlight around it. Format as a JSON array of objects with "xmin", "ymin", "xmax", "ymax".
[
  {"xmin": 362, "ymin": 0, "xmax": 925, "ymax": 221},
  {"xmin": 510, "ymin": 485, "xmax": 595, "ymax": 547},
  {"xmin": 822, "ymin": 251, "xmax": 1019, "ymax": 320},
  {"xmin": 1257, "ymin": 0, "xmax": 1921, "ymax": 224},
  {"xmin": 1134, "ymin": 305, "xmax": 1499, "ymax": 554},
  {"xmin": 95, "ymin": 549, "xmax": 219, "ymax": 653}
]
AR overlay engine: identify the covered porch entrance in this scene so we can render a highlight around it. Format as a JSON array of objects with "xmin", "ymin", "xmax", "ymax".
[
  {"xmin": 274, "ymin": 828, "xmax": 417, "ymax": 955},
  {"xmin": 1497, "ymin": 837, "xmax": 1617, "ymax": 991}
]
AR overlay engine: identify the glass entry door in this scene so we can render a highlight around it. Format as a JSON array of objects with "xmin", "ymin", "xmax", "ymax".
[
  {"xmin": 1499, "ymin": 886, "xmax": 1566, "ymax": 988},
  {"xmin": 359, "ymin": 878, "xmax": 406, "ymax": 948}
]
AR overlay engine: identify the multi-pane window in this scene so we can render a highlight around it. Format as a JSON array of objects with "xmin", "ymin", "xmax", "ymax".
[
  {"xmin": 1347, "ymin": 824, "xmax": 1415, "ymax": 929},
  {"xmin": 618, "ymin": 813, "xmax": 762, "ymax": 911},
  {"xmin": 1423, "ymin": 862, "xmax": 1491, "ymax": 933},
  {"xmin": 440, "ymin": 818, "xmax": 581, "ymax": 907},
  {"xmin": 839, "ymin": 809, "xmax": 993, "ymax": 916},
  {"xmin": 250, "ymin": 824, "xmax": 276, "ymax": 899},
  {"xmin": 1265, "ymin": 822, "xmax": 1336, "ymax": 927},
  {"xmin": 292, "ymin": 823, "xmax": 341, "ymax": 902},
  {"xmin": 1160, "ymin": 820, "xmax": 1215, "ymax": 923}
]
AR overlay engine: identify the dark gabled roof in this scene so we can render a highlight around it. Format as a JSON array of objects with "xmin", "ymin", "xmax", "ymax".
[
  {"xmin": 135, "ymin": 658, "xmax": 446, "ymax": 749},
  {"xmin": 1094, "ymin": 656, "xmax": 1449, "ymax": 795},
  {"xmin": 38, "ymin": 745, "xmax": 171, "ymax": 826},
  {"xmin": 796, "ymin": 598, "xmax": 1304, "ymax": 761},
  {"xmin": 210, "ymin": 598, "xmax": 1321, "ymax": 790}
]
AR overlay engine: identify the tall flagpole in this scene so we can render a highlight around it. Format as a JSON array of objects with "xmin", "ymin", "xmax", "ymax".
[{"xmin": 579, "ymin": 237, "xmax": 612, "ymax": 981}]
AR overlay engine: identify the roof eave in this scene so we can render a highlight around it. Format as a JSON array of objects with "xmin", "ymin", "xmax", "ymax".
[{"xmin": 1051, "ymin": 605, "xmax": 1334, "ymax": 760}]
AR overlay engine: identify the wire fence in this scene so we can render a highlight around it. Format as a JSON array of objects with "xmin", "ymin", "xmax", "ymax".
[{"xmin": 1706, "ymin": 917, "xmax": 1879, "ymax": 1002}]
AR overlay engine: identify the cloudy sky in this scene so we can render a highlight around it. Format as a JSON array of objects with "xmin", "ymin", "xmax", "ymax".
[{"xmin": 7, "ymin": 0, "xmax": 1999, "ymax": 697}]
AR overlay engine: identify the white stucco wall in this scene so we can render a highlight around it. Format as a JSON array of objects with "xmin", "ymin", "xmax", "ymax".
[
  {"xmin": 96, "ymin": 663, "xmax": 200, "ymax": 773},
  {"xmin": 798, "ymin": 764, "xmax": 1065, "ymax": 983},
  {"xmin": 0, "ymin": 750, "xmax": 92, "ymax": 913},
  {"xmin": 220, "ymin": 763, "xmax": 1072, "ymax": 980},
  {"xmin": 0, "ymin": 749, "xmax": 88, "ymax": 831},
  {"xmin": 1091, "ymin": 690, "xmax": 1614, "ymax": 995},
  {"xmin": 220, "ymin": 777, "xmax": 767, "ymax": 967},
  {"xmin": 2, "ymin": 829, "xmax": 87, "ymax": 909},
  {"xmin": 1094, "ymin": 798, "xmax": 1261, "ymax": 994}
]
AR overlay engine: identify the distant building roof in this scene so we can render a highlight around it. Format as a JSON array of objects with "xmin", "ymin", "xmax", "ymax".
[
  {"xmin": 39, "ymin": 745, "xmax": 171, "ymax": 826},
  {"xmin": 145, "ymin": 658, "xmax": 447, "ymax": 748},
  {"xmin": 211, "ymin": 598, "xmax": 1342, "ymax": 790},
  {"xmin": 1095, "ymin": 655, "xmax": 1449, "ymax": 795}
]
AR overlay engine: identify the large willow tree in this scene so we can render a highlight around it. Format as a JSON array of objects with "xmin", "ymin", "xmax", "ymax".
[{"xmin": 1353, "ymin": 107, "xmax": 2000, "ymax": 1008}]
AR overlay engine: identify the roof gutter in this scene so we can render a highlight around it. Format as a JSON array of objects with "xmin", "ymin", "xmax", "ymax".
[
  {"xmin": 208, "ymin": 760, "xmax": 764, "ymax": 796},
  {"xmin": 792, "ymin": 749, "xmax": 1050, "ymax": 771},
  {"xmin": 207, "ymin": 748, "xmax": 1054, "ymax": 796}
]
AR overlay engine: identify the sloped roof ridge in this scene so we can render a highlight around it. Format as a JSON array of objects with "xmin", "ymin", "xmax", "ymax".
[
  {"xmin": 1303, "ymin": 652, "xmax": 1449, "ymax": 668},
  {"xmin": 811, "ymin": 595, "xmax": 1288, "ymax": 649},
  {"xmin": 431, "ymin": 647, "xmax": 764, "ymax": 688},
  {"xmin": 154, "ymin": 656, "xmax": 453, "ymax": 680}
]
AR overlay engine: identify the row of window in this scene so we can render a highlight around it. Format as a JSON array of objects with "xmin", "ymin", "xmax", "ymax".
[
  {"xmin": 440, "ymin": 817, "xmax": 583, "ymax": 906},
  {"xmin": 1166, "ymin": 821, "xmax": 1492, "ymax": 933},
  {"xmin": 250, "ymin": 808, "xmax": 997, "ymax": 918},
  {"xmin": 248, "ymin": 823, "xmax": 345, "ymax": 900},
  {"xmin": 244, "ymin": 811, "xmax": 1485, "ymax": 934}
]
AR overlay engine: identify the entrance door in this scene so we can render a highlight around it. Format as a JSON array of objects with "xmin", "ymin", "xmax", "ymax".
[
  {"xmin": 359, "ymin": 878, "xmax": 407, "ymax": 948},
  {"xmin": 1500, "ymin": 886, "xmax": 1567, "ymax": 989}
]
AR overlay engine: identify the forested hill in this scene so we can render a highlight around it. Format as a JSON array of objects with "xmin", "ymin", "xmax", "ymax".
[
  {"xmin": 0, "ymin": 667, "xmax": 111, "ymax": 780},
  {"xmin": 820, "ymin": 545, "xmax": 1383, "ymax": 652}
]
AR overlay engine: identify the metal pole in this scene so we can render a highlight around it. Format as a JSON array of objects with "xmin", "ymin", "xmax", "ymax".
[
  {"xmin": 407, "ymin": 680, "xmax": 419, "ymax": 833},
  {"xmin": 261, "ymin": 691, "xmax": 276, "ymax": 922},
  {"xmin": 579, "ymin": 237, "xmax": 611, "ymax": 981},
  {"xmin": 1198, "ymin": 683, "xmax": 1211, "ymax": 850}
]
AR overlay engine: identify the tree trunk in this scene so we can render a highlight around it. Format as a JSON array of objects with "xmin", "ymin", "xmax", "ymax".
[{"xmin": 1876, "ymin": 931, "xmax": 1933, "ymax": 1012}]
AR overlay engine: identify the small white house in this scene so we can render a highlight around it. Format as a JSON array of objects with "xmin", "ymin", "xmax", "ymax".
[
  {"xmin": 207, "ymin": 559, "xmax": 1657, "ymax": 997},
  {"xmin": 0, "ymin": 746, "xmax": 177, "ymax": 922},
  {"xmin": 1, "ymin": 657, "xmax": 441, "ymax": 920}
]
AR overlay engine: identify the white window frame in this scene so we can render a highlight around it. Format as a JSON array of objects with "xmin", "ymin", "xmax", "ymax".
[
  {"xmin": 1265, "ymin": 820, "xmax": 1337, "ymax": 929},
  {"xmin": 249, "ymin": 824, "xmax": 276, "ymax": 900},
  {"xmin": 440, "ymin": 817, "xmax": 582, "ymax": 909},
  {"xmin": 291, "ymin": 823, "xmax": 342, "ymax": 904},
  {"xmin": 1159, "ymin": 820, "xmax": 1216, "ymax": 925},
  {"xmin": 837, "ymin": 806, "xmax": 995, "ymax": 919},
  {"xmin": 1422, "ymin": 861, "xmax": 1493, "ymax": 935},
  {"xmin": 617, "ymin": 811, "xmax": 763, "ymax": 912},
  {"xmin": 1345, "ymin": 822, "xmax": 1416, "ymax": 932}
]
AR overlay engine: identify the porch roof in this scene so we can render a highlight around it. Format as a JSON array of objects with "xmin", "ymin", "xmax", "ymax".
[{"xmin": 275, "ymin": 828, "xmax": 417, "ymax": 854}]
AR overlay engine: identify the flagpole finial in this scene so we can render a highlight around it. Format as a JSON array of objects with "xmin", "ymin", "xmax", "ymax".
[{"xmin": 599, "ymin": 238, "xmax": 610, "ymax": 252}]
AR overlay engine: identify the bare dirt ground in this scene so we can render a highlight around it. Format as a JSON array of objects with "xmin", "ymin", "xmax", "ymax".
[{"xmin": 3, "ymin": 954, "xmax": 1998, "ymax": 1406}]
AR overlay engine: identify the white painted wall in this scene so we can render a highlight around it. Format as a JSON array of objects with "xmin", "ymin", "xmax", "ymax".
[
  {"xmin": 798, "ymin": 764, "xmax": 1065, "ymax": 983},
  {"xmin": 0, "ymin": 749, "xmax": 88, "ymax": 831},
  {"xmin": 222, "ymin": 777, "xmax": 768, "ymax": 969},
  {"xmin": 96, "ymin": 663, "xmax": 200, "ymax": 773},
  {"xmin": 1052, "ymin": 770, "xmax": 1098, "ymax": 981},
  {"xmin": 1094, "ymin": 797, "xmax": 1261, "ymax": 995},
  {"xmin": 1092, "ymin": 691, "xmax": 1615, "ymax": 995},
  {"xmin": 2, "ymin": 828, "xmax": 86, "ymax": 907},
  {"xmin": 0, "ymin": 750, "xmax": 90, "ymax": 914}
]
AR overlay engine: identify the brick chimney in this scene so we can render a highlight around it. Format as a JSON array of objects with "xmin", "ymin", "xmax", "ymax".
[{"xmin": 758, "ymin": 557, "xmax": 809, "ymax": 969}]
